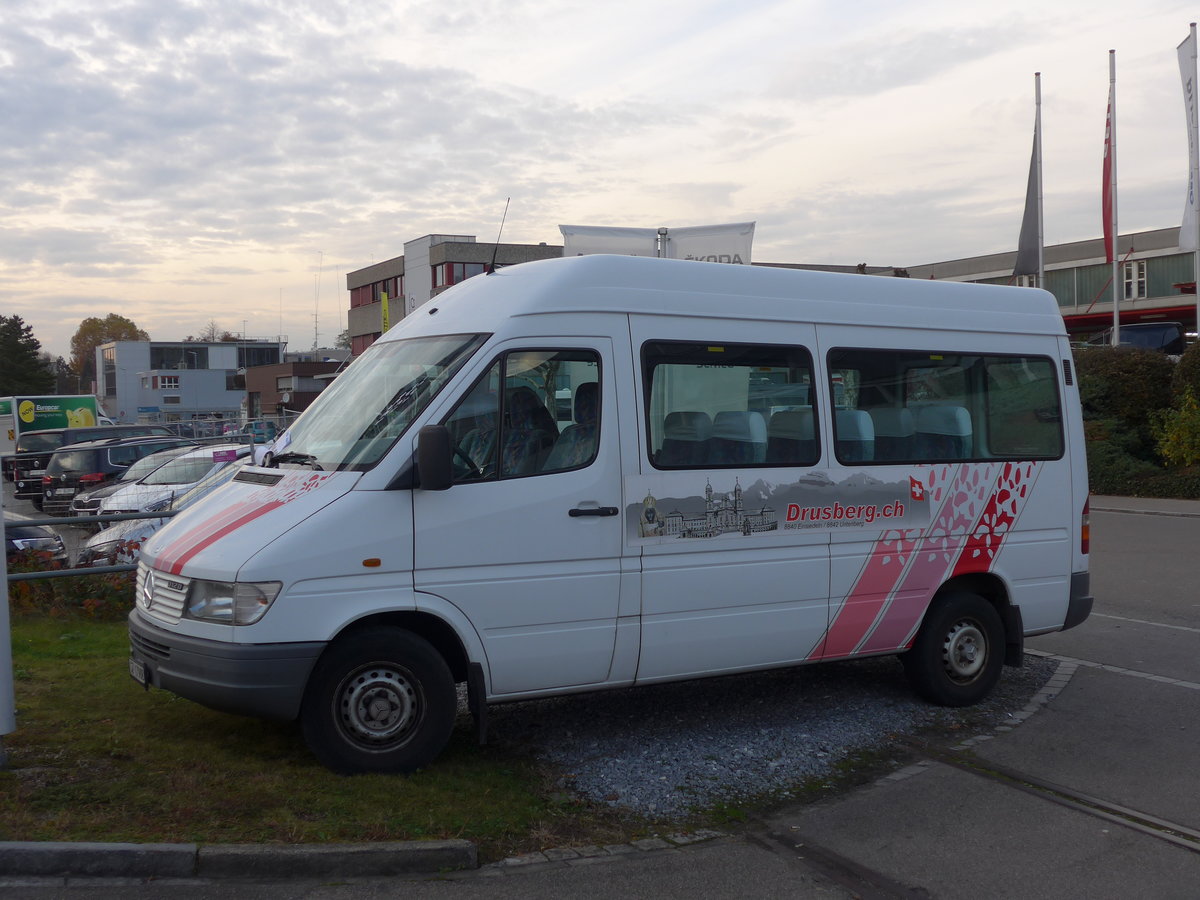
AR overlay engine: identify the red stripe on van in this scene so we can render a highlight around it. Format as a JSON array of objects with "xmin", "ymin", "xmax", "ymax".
[
  {"xmin": 949, "ymin": 461, "xmax": 1040, "ymax": 579},
  {"xmin": 857, "ymin": 462, "xmax": 1002, "ymax": 654},
  {"xmin": 816, "ymin": 463, "xmax": 962, "ymax": 660},
  {"xmin": 166, "ymin": 501, "xmax": 286, "ymax": 576},
  {"xmin": 154, "ymin": 472, "xmax": 334, "ymax": 576}
]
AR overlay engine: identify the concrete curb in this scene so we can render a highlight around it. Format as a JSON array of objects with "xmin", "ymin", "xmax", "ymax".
[{"xmin": 0, "ymin": 839, "xmax": 477, "ymax": 880}]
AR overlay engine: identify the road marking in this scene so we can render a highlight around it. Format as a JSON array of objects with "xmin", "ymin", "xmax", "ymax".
[{"xmin": 1093, "ymin": 612, "xmax": 1200, "ymax": 635}]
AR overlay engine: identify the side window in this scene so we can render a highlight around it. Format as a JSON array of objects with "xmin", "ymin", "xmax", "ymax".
[
  {"xmin": 643, "ymin": 341, "xmax": 817, "ymax": 469},
  {"xmin": 108, "ymin": 445, "xmax": 141, "ymax": 467},
  {"xmin": 826, "ymin": 348, "xmax": 1064, "ymax": 464},
  {"xmin": 442, "ymin": 349, "xmax": 601, "ymax": 482}
]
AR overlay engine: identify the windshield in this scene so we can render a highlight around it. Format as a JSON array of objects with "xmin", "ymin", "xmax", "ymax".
[
  {"xmin": 275, "ymin": 333, "xmax": 487, "ymax": 471},
  {"xmin": 120, "ymin": 447, "xmax": 192, "ymax": 482},
  {"xmin": 18, "ymin": 433, "xmax": 64, "ymax": 453},
  {"xmin": 170, "ymin": 459, "xmax": 249, "ymax": 510},
  {"xmin": 142, "ymin": 455, "xmax": 222, "ymax": 485}
]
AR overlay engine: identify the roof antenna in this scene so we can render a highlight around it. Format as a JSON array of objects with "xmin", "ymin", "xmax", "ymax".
[{"xmin": 489, "ymin": 197, "xmax": 510, "ymax": 273}]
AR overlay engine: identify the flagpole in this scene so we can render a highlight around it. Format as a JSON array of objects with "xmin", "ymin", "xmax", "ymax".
[
  {"xmin": 1110, "ymin": 50, "xmax": 1120, "ymax": 346},
  {"xmin": 1035, "ymin": 72, "xmax": 1044, "ymax": 284},
  {"xmin": 1189, "ymin": 24, "xmax": 1200, "ymax": 337}
]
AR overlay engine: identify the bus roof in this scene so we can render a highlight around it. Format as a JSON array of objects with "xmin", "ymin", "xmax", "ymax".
[{"xmin": 386, "ymin": 254, "xmax": 1067, "ymax": 341}]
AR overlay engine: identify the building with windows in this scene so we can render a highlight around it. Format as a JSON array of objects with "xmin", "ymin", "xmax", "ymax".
[
  {"xmin": 245, "ymin": 360, "xmax": 344, "ymax": 421},
  {"xmin": 345, "ymin": 225, "xmax": 1198, "ymax": 357},
  {"xmin": 907, "ymin": 226, "xmax": 1196, "ymax": 339},
  {"xmin": 345, "ymin": 233, "xmax": 562, "ymax": 355},
  {"xmin": 97, "ymin": 339, "xmax": 286, "ymax": 425}
]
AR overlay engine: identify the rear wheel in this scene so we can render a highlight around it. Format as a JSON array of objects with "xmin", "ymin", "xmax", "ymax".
[
  {"xmin": 300, "ymin": 627, "xmax": 456, "ymax": 774},
  {"xmin": 902, "ymin": 591, "xmax": 1004, "ymax": 707}
]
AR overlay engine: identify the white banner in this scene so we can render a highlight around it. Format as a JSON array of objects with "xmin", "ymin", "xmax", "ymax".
[
  {"xmin": 663, "ymin": 222, "xmax": 754, "ymax": 264},
  {"xmin": 559, "ymin": 222, "xmax": 755, "ymax": 264},
  {"xmin": 559, "ymin": 225, "xmax": 658, "ymax": 257},
  {"xmin": 1179, "ymin": 27, "xmax": 1200, "ymax": 252}
]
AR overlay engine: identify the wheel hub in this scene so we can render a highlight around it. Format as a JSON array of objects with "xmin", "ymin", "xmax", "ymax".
[
  {"xmin": 338, "ymin": 666, "xmax": 419, "ymax": 746},
  {"xmin": 942, "ymin": 620, "xmax": 986, "ymax": 683}
]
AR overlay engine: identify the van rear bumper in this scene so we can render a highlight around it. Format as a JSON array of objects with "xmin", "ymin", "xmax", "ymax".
[
  {"xmin": 1063, "ymin": 571, "xmax": 1093, "ymax": 631},
  {"xmin": 128, "ymin": 609, "xmax": 325, "ymax": 721}
]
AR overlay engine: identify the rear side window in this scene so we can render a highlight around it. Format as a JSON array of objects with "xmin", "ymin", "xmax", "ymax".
[
  {"xmin": 643, "ymin": 341, "xmax": 818, "ymax": 469},
  {"xmin": 827, "ymin": 348, "xmax": 1064, "ymax": 464}
]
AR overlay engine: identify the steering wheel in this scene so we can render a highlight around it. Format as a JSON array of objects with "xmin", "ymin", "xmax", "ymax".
[{"xmin": 452, "ymin": 444, "xmax": 492, "ymax": 480}]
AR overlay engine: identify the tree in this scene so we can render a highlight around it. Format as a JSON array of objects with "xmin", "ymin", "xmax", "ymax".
[
  {"xmin": 0, "ymin": 315, "xmax": 54, "ymax": 395},
  {"xmin": 70, "ymin": 314, "xmax": 150, "ymax": 390},
  {"xmin": 335, "ymin": 328, "xmax": 350, "ymax": 349},
  {"xmin": 183, "ymin": 320, "xmax": 241, "ymax": 342}
]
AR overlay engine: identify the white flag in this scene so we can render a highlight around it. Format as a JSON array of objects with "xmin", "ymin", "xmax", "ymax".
[
  {"xmin": 559, "ymin": 225, "xmax": 658, "ymax": 257},
  {"xmin": 1178, "ymin": 27, "xmax": 1200, "ymax": 252},
  {"xmin": 664, "ymin": 222, "xmax": 755, "ymax": 264}
]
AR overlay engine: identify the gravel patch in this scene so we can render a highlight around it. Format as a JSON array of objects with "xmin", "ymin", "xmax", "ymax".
[{"xmin": 483, "ymin": 654, "xmax": 1058, "ymax": 818}]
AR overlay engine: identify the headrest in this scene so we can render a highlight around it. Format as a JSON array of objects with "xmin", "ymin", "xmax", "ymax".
[
  {"xmin": 573, "ymin": 381, "xmax": 599, "ymax": 424},
  {"xmin": 916, "ymin": 405, "xmax": 972, "ymax": 437},
  {"xmin": 867, "ymin": 407, "xmax": 916, "ymax": 438},
  {"xmin": 835, "ymin": 408, "xmax": 875, "ymax": 442},
  {"xmin": 711, "ymin": 410, "xmax": 767, "ymax": 444},
  {"xmin": 768, "ymin": 409, "xmax": 815, "ymax": 441},
  {"xmin": 663, "ymin": 410, "xmax": 712, "ymax": 441}
]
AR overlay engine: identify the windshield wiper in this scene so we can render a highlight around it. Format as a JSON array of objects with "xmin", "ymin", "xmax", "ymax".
[{"xmin": 264, "ymin": 451, "xmax": 323, "ymax": 470}]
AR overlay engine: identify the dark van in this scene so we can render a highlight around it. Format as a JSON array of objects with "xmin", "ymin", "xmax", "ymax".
[
  {"xmin": 12, "ymin": 424, "xmax": 175, "ymax": 506},
  {"xmin": 40, "ymin": 436, "xmax": 196, "ymax": 516}
]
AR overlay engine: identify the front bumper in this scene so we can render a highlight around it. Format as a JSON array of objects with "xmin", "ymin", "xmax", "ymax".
[{"xmin": 128, "ymin": 609, "xmax": 326, "ymax": 721}]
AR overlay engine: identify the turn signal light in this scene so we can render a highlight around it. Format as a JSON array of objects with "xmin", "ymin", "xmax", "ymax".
[{"xmin": 1081, "ymin": 497, "xmax": 1090, "ymax": 555}]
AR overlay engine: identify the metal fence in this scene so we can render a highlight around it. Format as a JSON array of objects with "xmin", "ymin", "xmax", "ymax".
[{"xmin": 5, "ymin": 509, "xmax": 177, "ymax": 581}]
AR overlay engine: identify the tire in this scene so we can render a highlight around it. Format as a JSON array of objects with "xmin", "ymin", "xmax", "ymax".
[
  {"xmin": 902, "ymin": 591, "xmax": 1005, "ymax": 707},
  {"xmin": 300, "ymin": 627, "xmax": 456, "ymax": 774}
]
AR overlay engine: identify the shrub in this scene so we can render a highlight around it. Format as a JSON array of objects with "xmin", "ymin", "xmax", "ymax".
[
  {"xmin": 1172, "ymin": 339, "xmax": 1200, "ymax": 398},
  {"xmin": 1083, "ymin": 418, "xmax": 1165, "ymax": 494},
  {"xmin": 1074, "ymin": 346, "xmax": 1174, "ymax": 429},
  {"xmin": 6, "ymin": 555, "xmax": 135, "ymax": 621},
  {"xmin": 1155, "ymin": 388, "xmax": 1200, "ymax": 467}
]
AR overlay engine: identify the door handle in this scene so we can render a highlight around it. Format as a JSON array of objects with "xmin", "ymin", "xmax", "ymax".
[{"xmin": 569, "ymin": 506, "xmax": 619, "ymax": 517}]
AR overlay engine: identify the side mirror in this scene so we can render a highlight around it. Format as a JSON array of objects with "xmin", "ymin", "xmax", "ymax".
[{"xmin": 417, "ymin": 424, "xmax": 453, "ymax": 491}]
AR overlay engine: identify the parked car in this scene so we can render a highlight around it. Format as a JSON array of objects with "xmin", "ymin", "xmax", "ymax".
[
  {"xmin": 241, "ymin": 420, "xmax": 279, "ymax": 443},
  {"xmin": 99, "ymin": 443, "xmax": 251, "ymax": 515},
  {"xmin": 69, "ymin": 444, "xmax": 198, "ymax": 523},
  {"xmin": 4, "ymin": 515, "xmax": 68, "ymax": 566},
  {"xmin": 39, "ymin": 436, "xmax": 196, "ymax": 516},
  {"xmin": 1085, "ymin": 321, "xmax": 1187, "ymax": 355},
  {"xmin": 12, "ymin": 424, "xmax": 175, "ymax": 507},
  {"xmin": 77, "ymin": 457, "xmax": 251, "ymax": 567}
]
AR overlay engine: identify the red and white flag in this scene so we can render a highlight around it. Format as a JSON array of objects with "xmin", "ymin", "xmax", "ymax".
[{"xmin": 1102, "ymin": 84, "xmax": 1115, "ymax": 264}]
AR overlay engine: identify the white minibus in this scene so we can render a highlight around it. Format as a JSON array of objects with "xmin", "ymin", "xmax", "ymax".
[{"xmin": 129, "ymin": 255, "xmax": 1092, "ymax": 773}]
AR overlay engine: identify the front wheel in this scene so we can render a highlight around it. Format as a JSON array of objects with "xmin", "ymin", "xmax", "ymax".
[
  {"xmin": 300, "ymin": 628, "xmax": 456, "ymax": 774},
  {"xmin": 902, "ymin": 591, "xmax": 1005, "ymax": 707}
]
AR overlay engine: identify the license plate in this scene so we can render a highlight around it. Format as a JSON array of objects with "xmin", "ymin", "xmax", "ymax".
[{"xmin": 129, "ymin": 657, "xmax": 146, "ymax": 685}]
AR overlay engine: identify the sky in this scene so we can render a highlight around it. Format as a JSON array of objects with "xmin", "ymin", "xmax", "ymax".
[{"xmin": 2, "ymin": 0, "xmax": 1197, "ymax": 361}]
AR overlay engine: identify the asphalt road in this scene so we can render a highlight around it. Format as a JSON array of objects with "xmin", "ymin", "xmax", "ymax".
[{"xmin": 3, "ymin": 498, "xmax": 1199, "ymax": 897}]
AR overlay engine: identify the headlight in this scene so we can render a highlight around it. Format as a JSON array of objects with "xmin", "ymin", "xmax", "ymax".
[
  {"xmin": 12, "ymin": 537, "xmax": 62, "ymax": 553},
  {"xmin": 144, "ymin": 497, "xmax": 172, "ymax": 512},
  {"xmin": 185, "ymin": 580, "xmax": 282, "ymax": 625},
  {"xmin": 78, "ymin": 541, "xmax": 119, "ymax": 565}
]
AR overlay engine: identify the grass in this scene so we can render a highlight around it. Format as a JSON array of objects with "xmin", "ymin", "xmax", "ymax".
[{"xmin": 0, "ymin": 616, "xmax": 643, "ymax": 860}]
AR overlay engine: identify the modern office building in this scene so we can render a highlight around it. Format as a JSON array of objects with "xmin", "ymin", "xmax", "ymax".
[
  {"xmin": 906, "ymin": 225, "xmax": 1196, "ymax": 338},
  {"xmin": 345, "ymin": 225, "xmax": 1198, "ymax": 355},
  {"xmin": 345, "ymin": 233, "xmax": 562, "ymax": 355},
  {"xmin": 96, "ymin": 339, "xmax": 286, "ymax": 424},
  {"xmin": 245, "ymin": 359, "xmax": 345, "ymax": 421}
]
